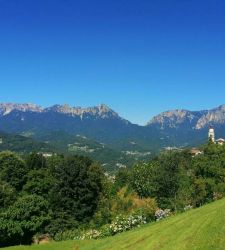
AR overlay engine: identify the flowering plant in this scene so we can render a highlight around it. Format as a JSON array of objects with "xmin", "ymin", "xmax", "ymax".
[
  {"xmin": 184, "ymin": 205, "xmax": 193, "ymax": 211},
  {"xmin": 155, "ymin": 209, "xmax": 171, "ymax": 221},
  {"xmin": 108, "ymin": 214, "xmax": 147, "ymax": 235},
  {"xmin": 79, "ymin": 213, "xmax": 147, "ymax": 240},
  {"xmin": 55, "ymin": 213, "xmax": 148, "ymax": 241}
]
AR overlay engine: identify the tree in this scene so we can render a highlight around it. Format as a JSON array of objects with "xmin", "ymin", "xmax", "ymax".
[
  {"xmin": 155, "ymin": 151, "xmax": 190, "ymax": 209},
  {"xmin": 0, "ymin": 151, "xmax": 28, "ymax": 191},
  {"xmin": 49, "ymin": 155, "xmax": 104, "ymax": 232},
  {"xmin": 192, "ymin": 143, "xmax": 225, "ymax": 204},
  {"xmin": 130, "ymin": 162, "xmax": 157, "ymax": 198},
  {"xmin": 192, "ymin": 178, "xmax": 207, "ymax": 206},
  {"xmin": 0, "ymin": 194, "xmax": 50, "ymax": 247},
  {"xmin": 22, "ymin": 168, "xmax": 55, "ymax": 199},
  {"xmin": 26, "ymin": 152, "xmax": 46, "ymax": 170},
  {"xmin": 113, "ymin": 168, "xmax": 130, "ymax": 193},
  {"xmin": 0, "ymin": 181, "xmax": 16, "ymax": 210}
]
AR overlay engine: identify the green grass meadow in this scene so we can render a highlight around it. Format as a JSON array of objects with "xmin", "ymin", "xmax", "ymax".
[{"xmin": 4, "ymin": 198, "xmax": 225, "ymax": 250}]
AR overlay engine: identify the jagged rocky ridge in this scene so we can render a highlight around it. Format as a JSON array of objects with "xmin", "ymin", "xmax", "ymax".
[
  {"xmin": 0, "ymin": 103, "xmax": 128, "ymax": 122},
  {"xmin": 147, "ymin": 105, "xmax": 225, "ymax": 130},
  {"xmin": 0, "ymin": 103, "xmax": 43, "ymax": 115},
  {"xmin": 0, "ymin": 103, "xmax": 225, "ymax": 152}
]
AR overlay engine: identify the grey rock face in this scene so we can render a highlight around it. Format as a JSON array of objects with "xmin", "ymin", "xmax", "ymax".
[
  {"xmin": 195, "ymin": 105, "xmax": 225, "ymax": 129},
  {"xmin": 0, "ymin": 103, "xmax": 126, "ymax": 121},
  {"xmin": 147, "ymin": 106, "xmax": 225, "ymax": 130},
  {"xmin": 0, "ymin": 103, "xmax": 43, "ymax": 116}
]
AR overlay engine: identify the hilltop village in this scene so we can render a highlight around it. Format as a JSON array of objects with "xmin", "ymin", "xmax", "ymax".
[
  {"xmin": 189, "ymin": 127, "xmax": 224, "ymax": 157},
  {"xmin": 208, "ymin": 126, "xmax": 225, "ymax": 145}
]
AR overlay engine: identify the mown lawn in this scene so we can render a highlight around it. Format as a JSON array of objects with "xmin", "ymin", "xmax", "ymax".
[{"xmin": 3, "ymin": 198, "xmax": 225, "ymax": 250}]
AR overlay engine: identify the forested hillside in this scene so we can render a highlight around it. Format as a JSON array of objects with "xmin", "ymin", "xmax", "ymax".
[{"xmin": 0, "ymin": 131, "xmax": 54, "ymax": 153}]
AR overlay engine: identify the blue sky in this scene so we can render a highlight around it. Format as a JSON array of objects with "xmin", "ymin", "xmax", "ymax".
[{"xmin": 0, "ymin": 0, "xmax": 225, "ymax": 125}]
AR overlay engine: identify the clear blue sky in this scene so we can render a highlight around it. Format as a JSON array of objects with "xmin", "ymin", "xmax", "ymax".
[{"xmin": 0, "ymin": 0, "xmax": 225, "ymax": 125}]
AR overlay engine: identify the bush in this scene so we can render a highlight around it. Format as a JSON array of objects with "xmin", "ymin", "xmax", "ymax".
[
  {"xmin": 132, "ymin": 197, "xmax": 157, "ymax": 223},
  {"xmin": 81, "ymin": 213, "xmax": 147, "ymax": 239},
  {"xmin": 54, "ymin": 229, "xmax": 82, "ymax": 241},
  {"xmin": 55, "ymin": 212, "xmax": 148, "ymax": 241},
  {"xmin": 80, "ymin": 229, "xmax": 102, "ymax": 240},
  {"xmin": 184, "ymin": 205, "xmax": 193, "ymax": 211},
  {"xmin": 155, "ymin": 209, "xmax": 171, "ymax": 221},
  {"xmin": 108, "ymin": 214, "xmax": 146, "ymax": 235}
]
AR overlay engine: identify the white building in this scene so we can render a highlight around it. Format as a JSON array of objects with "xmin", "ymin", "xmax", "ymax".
[
  {"xmin": 208, "ymin": 127, "xmax": 225, "ymax": 145},
  {"xmin": 38, "ymin": 152, "xmax": 53, "ymax": 158},
  {"xmin": 190, "ymin": 148, "xmax": 203, "ymax": 156},
  {"xmin": 216, "ymin": 138, "xmax": 225, "ymax": 146},
  {"xmin": 208, "ymin": 127, "xmax": 215, "ymax": 143}
]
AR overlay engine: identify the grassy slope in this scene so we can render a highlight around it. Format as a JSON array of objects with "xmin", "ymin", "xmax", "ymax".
[{"xmin": 4, "ymin": 198, "xmax": 225, "ymax": 250}]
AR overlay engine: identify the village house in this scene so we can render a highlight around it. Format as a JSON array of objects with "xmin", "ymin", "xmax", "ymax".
[
  {"xmin": 190, "ymin": 148, "xmax": 203, "ymax": 157},
  {"xmin": 215, "ymin": 138, "xmax": 225, "ymax": 146}
]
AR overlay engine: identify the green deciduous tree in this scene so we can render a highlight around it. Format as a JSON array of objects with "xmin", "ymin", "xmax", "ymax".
[
  {"xmin": 130, "ymin": 162, "xmax": 157, "ymax": 198},
  {"xmin": 25, "ymin": 152, "xmax": 46, "ymax": 170},
  {"xmin": 22, "ymin": 168, "xmax": 55, "ymax": 199},
  {"xmin": 0, "ymin": 194, "xmax": 50, "ymax": 247},
  {"xmin": 49, "ymin": 155, "xmax": 104, "ymax": 233},
  {"xmin": 0, "ymin": 181, "xmax": 16, "ymax": 210},
  {"xmin": 0, "ymin": 151, "xmax": 28, "ymax": 191}
]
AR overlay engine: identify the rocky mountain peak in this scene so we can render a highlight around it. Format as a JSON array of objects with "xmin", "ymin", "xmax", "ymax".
[
  {"xmin": 97, "ymin": 103, "xmax": 111, "ymax": 111},
  {"xmin": 45, "ymin": 103, "xmax": 120, "ymax": 118},
  {"xmin": 0, "ymin": 103, "xmax": 43, "ymax": 116},
  {"xmin": 147, "ymin": 109, "xmax": 200, "ymax": 129},
  {"xmin": 195, "ymin": 105, "xmax": 225, "ymax": 129},
  {"xmin": 93, "ymin": 104, "xmax": 117, "ymax": 116},
  {"xmin": 45, "ymin": 104, "xmax": 72, "ymax": 114},
  {"xmin": 0, "ymin": 102, "xmax": 127, "ymax": 122},
  {"xmin": 216, "ymin": 105, "xmax": 225, "ymax": 111},
  {"xmin": 147, "ymin": 105, "xmax": 225, "ymax": 130}
]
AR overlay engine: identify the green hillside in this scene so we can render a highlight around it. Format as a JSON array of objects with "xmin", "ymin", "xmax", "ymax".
[
  {"xmin": 0, "ymin": 131, "xmax": 54, "ymax": 153},
  {"xmin": 0, "ymin": 130, "xmax": 151, "ymax": 171},
  {"xmin": 3, "ymin": 198, "xmax": 225, "ymax": 250},
  {"xmin": 34, "ymin": 131, "xmax": 153, "ymax": 171}
]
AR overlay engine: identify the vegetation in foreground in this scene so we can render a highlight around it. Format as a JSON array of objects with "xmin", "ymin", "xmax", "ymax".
[
  {"xmin": 0, "ymin": 142, "xmax": 225, "ymax": 248},
  {"xmin": 3, "ymin": 197, "xmax": 225, "ymax": 250}
]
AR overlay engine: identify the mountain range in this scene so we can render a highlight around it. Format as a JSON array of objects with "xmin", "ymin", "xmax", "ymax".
[{"xmin": 0, "ymin": 103, "xmax": 225, "ymax": 169}]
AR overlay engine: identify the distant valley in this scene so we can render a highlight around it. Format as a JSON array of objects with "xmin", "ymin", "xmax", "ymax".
[{"xmin": 0, "ymin": 103, "xmax": 225, "ymax": 170}]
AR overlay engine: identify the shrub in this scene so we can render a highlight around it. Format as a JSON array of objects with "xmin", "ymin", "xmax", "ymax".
[
  {"xmin": 80, "ymin": 229, "xmax": 102, "ymax": 240},
  {"xmin": 108, "ymin": 214, "xmax": 146, "ymax": 235},
  {"xmin": 184, "ymin": 205, "xmax": 193, "ymax": 211},
  {"xmin": 56, "ymin": 212, "xmax": 148, "ymax": 241},
  {"xmin": 82, "ymin": 213, "xmax": 147, "ymax": 239},
  {"xmin": 54, "ymin": 229, "xmax": 82, "ymax": 241},
  {"xmin": 155, "ymin": 209, "xmax": 171, "ymax": 221}
]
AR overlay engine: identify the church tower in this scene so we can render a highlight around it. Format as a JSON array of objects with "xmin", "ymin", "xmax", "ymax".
[{"xmin": 208, "ymin": 126, "xmax": 215, "ymax": 143}]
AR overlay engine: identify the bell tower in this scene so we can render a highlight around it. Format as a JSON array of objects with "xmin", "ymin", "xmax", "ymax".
[{"xmin": 208, "ymin": 126, "xmax": 215, "ymax": 143}]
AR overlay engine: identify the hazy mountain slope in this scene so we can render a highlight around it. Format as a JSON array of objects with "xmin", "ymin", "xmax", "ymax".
[
  {"xmin": 148, "ymin": 105, "xmax": 225, "ymax": 130},
  {"xmin": 0, "ymin": 103, "xmax": 225, "ymax": 154},
  {"xmin": 37, "ymin": 131, "xmax": 152, "ymax": 171},
  {"xmin": 0, "ymin": 128, "xmax": 152, "ymax": 171},
  {"xmin": 147, "ymin": 105, "xmax": 225, "ymax": 147},
  {"xmin": 0, "ymin": 103, "xmax": 158, "ymax": 152}
]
